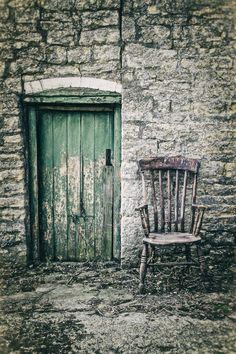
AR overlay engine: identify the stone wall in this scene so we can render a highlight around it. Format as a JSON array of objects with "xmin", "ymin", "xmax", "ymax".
[
  {"xmin": 0, "ymin": 0, "xmax": 235, "ymax": 268},
  {"xmin": 121, "ymin": 0, "xmax": 236, "ymax": 266}
]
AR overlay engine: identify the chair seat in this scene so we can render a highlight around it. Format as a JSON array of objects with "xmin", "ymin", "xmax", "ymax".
[{"xmin": 143, "ymin": 232, "xmax": 201, "ymax": 245}]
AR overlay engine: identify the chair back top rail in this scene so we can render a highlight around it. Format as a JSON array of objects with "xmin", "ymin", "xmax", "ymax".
[{"xmin": 138, "ymin": 156, "xmax": 200, "ymax": 173}]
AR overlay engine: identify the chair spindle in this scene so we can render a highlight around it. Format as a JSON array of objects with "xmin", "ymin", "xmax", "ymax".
[
  {"xmin": 141, "ymin": 171, "xmax": 147, "ymax": 205},
  {"xmin": 174, "ymin": 170, "xmax": 179, "ymax": 231},
  {"xmin": 191, "ymin": 173, "xmax": 198, "ymax": 232},
  {"xmin": 151, "ymin": 171, "xmax": 158, "ymax": 232},
  {"xmin": 159, "ymin": 170, "xmax": 165, "ymax": 232},
  {"xmin": 167, "ymin": 170, "xmax": 171, "ymax": 232},
  {"xmin": 180, "ymin": 170, "xmax": 188, "ymax": 232}
]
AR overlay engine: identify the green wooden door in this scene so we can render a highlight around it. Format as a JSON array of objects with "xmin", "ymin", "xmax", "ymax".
[{"xmin": 37, "ymin": 109, "xmax": 115, "ymax": 261}]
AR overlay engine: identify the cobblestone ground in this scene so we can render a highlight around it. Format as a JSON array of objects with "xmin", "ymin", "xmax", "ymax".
[{"xmin": 0, "ymin": 263, "xmax": 235, "ymax": 354}]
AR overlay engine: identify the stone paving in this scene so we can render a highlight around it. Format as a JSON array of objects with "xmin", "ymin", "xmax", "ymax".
[{"xmin": 0, "ymin": 263, "xmax": 235, "ymax": 353}]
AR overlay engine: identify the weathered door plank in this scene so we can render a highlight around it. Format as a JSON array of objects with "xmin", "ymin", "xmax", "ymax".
[
  {"xmin": 53, "ymin": 113, "xmax": 68, "ymax": 260},
  {"xmin": 38, "ymin": 111, "xmax": 54, "ymax": 260},
  {"xmin": 102, "ymin": 165, "xmax": 114, "ymax": 260},
  {"xmin": 28, "ymin": 106, "xmax": 39, "ymax": 261},
  {"xmin": 67, "ymin": 112, "xmax": 81, "ymax": 260},
  {"xmin": 112, "ymin": 105, "xmax": 121, "ymax": 260},
  {"xmin": 94, "ymin": 112, "xmax": 113, "ymax": 260},
  {"xmin": 80, "ymin": 112, "xmax": 95, "ymax": 260}
]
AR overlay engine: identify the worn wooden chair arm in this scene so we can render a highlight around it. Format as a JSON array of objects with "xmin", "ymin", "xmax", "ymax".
[
  {"xmin": 135, "ymin": 204, "xmax": 150, "ymax": 236},
  {"xmin": 192, "ymin": 204, "xmax": 208, "ymax": 236}
]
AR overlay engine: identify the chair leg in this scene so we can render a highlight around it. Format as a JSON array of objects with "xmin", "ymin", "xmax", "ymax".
[
  {"xmin": 150, "ymin": 246, "xmax": 155, "ymax": 272},
  {"xmin": 185, "ymin": 245, "xmax": 191, "ymax": 273},
  {"xmin": 197, "ymin": 244, "xmax": 206, "ymax": 276},
  {"xmin": 139, "ymin": 244, "xmax": 149, "ymax": 294}
]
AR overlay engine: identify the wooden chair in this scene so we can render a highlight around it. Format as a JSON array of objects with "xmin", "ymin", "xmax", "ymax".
[{"xmin": 137, "ymin": 156, "xmax": 207, "ymax": 293}]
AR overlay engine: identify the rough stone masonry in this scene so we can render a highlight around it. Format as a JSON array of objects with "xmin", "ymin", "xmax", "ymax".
[{"xmin": 0, "ymin": 0, "xmax": 235, "ymax": 268}]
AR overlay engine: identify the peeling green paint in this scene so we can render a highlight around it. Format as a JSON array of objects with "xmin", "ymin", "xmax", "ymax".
[{"xmin": 29, "ymin": 105, "xmax": 120, "ymax": 262}]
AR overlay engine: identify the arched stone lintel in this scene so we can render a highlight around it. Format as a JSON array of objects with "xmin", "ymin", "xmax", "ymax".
[{"xmin": 24, "ymin": 77, "xmax": 122, "ymax": 94}]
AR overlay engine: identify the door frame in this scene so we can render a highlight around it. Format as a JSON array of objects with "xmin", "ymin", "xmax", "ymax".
[{"xmin": 24, "ymin": 89, "xmax": 121, "ymax": 264}]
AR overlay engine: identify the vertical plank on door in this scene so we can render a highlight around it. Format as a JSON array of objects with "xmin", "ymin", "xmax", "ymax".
[
  {"xmin": 28, "ymin": 106, "xmax": 39, "ymax": 262},
  {"xmin": 80, "ymin": 112, "xmax": 95, "ymax": 260},
  {"xmin": 53, "ymin": 112, "xmax": 68, "ymax": 260},
  {"xmin": 38, "ymin": 111, "xmax": 54, "ymax": 260},
  {"xmin": 102, "ymin": 112, "xmax": 114, "ymax": 260},
  {"xmin": 113, "ymin": 105, "xmax": 121, "ymax": 260},
  {"xmin": 67, "ymin": 112, "xmax": 81, "ymax": 260},
  {"xmin": 102, "ymin": 165, "xmax": 113, "ymax": 260},
  {"xmin": 94, "ymin": 112, "xmax": 113, "ymax": 260}
]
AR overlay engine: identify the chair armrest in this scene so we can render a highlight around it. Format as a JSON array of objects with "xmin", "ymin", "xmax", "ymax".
[
  {"xmin": 135, "ymin": 204, "xmax": 150, "ymax": 236},
  {"xmin": 192, "ymin": 204, "xmax": 208, "ymax": 236}
]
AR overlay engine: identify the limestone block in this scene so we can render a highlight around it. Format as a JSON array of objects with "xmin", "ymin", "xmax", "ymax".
[
  {"xmin": 45, "ymin": 22, "xmax": 76, "ymax": 45},
  {"xmin": 67, "ymin": 47, "xmax": 92, "ymax": 64},
  {"xmin": 80, "ymin": 28, "xmax": 119, "ymax": 45},
  {"xmin": 0, "ymin": 169, "xmax": 25, "ymax": 183},
  {"xmin": 1, "ymin": 95, "xmax": 20, "ymax": 115},
  {"xmin": 122, "ymin": 123, "xmax": 140, "ymax": 140},
  {"xmin": 0, "ymin": 154, "xmax": 24, "ymax": 170},
  {"xmin": 3, "ymin": 134, "xmax": 23, "ymax": 146},
  {"xmin": 92, "ymin": 45, "xmax": 120, "ymax": 61},
  {"xmin": 40, "ymin": 0, "xmax": 74, "ymax": 11},
  {"xmin": 122, "ymin": 139, "xmax": 158, "ymax": 161},
  {"xmin": 80, "ymin": 61, "xmax": 120, "ymax": 80},
  {"xmin": 123, "ymin": 44, "xmax": 177, "ymax": 69},
  {"xmin": 0, "ymin": 221, "xmax": 25, "ymax": 235},
  {"xmin": 82, "ymin": 10, "xmax": 119, "ymax": 29},
  {"xmin": 121, "ymin": 161, "xmax": 139, "ymax": 180},
  {"xmin": 0, "ymin": 183, "xmax": 25, "ymax": 198},
  {"xmin": 121, "ymin": 197, "xmax": 142, "ymax": 218},
  {"xmin": 2, "ymin": 78, "xmax": 22, "ymax": 94},
  {"xmin": 0, "ymin": 45, "xmax": 14, "ymax": 60},
  {"xmin": 75, "ymin": 0, "xmax": 120, "ymax": 11},
  {"xmin": 42, "ymin": 65, "xmax": 81, "ymax": 77},
  {"xmin": 121, "ymin": 179, "xmax": 142, "ymax": 201},
  {"xmin": 139, "ymin": 25, "xmax": 171, "ymax": 47},
  {"xmin": 223, "ymin": 163, "xmax": 236, "ymax": 178},
  {"xmin": 0, "ymin": 208, "xmax": 25, "ymax": 221},
  {"xmin": 15, "ymin": 30, "xmax": 42, "ymax": 44},
  {"xmin": 9, "ymin": 60, "xmax": 43, "ymax": 76},
  {"xmin": 0, "ymin": 3, "xmax": 10, "ymax": 21},
  {"xmin": 147, "ymin": 5, "xmax": 160, "ymax": 15},
  {"xmin": 0, "ymin": 197, "xmax": 25, "ymax": 209},
  {"xmin": 0, "ymin": 62, "xmax": 6, "ymax": 78},
  {"xmin": 46, "ymin": 46, "xmax": 67, "ymax": 64}
]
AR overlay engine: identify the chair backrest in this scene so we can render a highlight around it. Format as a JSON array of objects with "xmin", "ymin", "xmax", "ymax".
[{"xmin": 138, "ymin": 156, "xmax": 200, "ymax": 233}]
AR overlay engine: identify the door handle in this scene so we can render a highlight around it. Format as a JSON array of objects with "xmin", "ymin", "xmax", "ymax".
[{"xmin": 106, "ymin": 149, "xmax": 112, "ymax": 166}]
